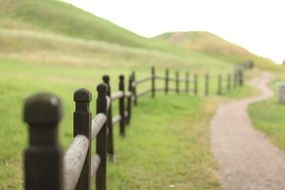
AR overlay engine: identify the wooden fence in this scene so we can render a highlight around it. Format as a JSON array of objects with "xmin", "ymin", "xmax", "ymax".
[{"xmin": 22, "ymin": 63, "xmax": 251, "ymax": 190}]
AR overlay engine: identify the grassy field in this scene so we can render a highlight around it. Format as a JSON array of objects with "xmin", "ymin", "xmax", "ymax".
[
  {"xmin": 249, "ymin": 70, "xmax": 285, "ymax": 152},
  {"xmin": 0, "ymin": 57, "xmax": 256, "ymax": 189},
  {"xmin": 0, "ymin": 0, "xmax": 278, "ymax": 189}
]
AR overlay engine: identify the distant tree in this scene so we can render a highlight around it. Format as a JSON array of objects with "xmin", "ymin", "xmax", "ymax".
[{"xmin": 283, "ymin": 59, "xmax": 285, "ymax": 65}]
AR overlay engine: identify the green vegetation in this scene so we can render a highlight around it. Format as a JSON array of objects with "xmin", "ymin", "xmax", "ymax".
[
  {"xmin": 249, "ymin": 71, "xmax": 285, "ymax": 151},
  {"xmin": 0, "ymin": 0, "xmax": 278, "ymax": 189},
  {"xmin": 156, "ymin": 31, "xmax": 280, "ymax": 71},
  {"xmin": 108, "ymin": 94, "xmax": 221, "ymax": 190}
]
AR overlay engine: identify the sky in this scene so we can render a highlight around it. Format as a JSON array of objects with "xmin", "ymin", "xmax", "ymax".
[{"xmin": 64, "ymin": 0, "xmax": 284, "ymax": 63}]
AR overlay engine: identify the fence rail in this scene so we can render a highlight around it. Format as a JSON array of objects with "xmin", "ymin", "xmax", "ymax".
[{"xmin": 22, "ymin": 62, "xmax": 252, "ymax": 190}]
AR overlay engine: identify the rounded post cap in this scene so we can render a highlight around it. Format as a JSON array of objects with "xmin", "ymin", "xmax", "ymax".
[
  {"xmin": 74, "ymin": 88, "xmax": 92, "ymax": 102},
  {"xmin": 24, "ymin": 92, "xmax": 63, "ymax": 124},
  {"xmin": 97, "ymin": 83, "xmax": 107, "ymax": 94},
  {"xmin": 102, "ymin": 75, "xmax": 110, "ymax": 83},
  {"xmin": 119, "ymin": 75, "xmax": 124, "ymax": 81}
]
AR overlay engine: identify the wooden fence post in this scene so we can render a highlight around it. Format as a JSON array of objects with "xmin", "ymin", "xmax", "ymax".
[
  {"xmin": 132, "ymin": 71, "xmax": 137, "ymax": 106},
  {"xmin": 194, "ymin": 74, "xmax": 198, "ymax": 96},
  {"xmin": 218, "ymin": 74, "xmax": 222, "ymax": 95},
  {"xmin": 119, "ymin": 75, "xmax": 126, "ymax": 137},
  {"xmin": 151, "ymin": 66, "xmax": 155, "ymax": 98},
  {"xmin": 23, "ymin": 93, "xmax": 63, "ymax": 190},
  {"xmin": 233, "ymin": 71, "xmax": 237, "ymax": 89},
  {"xmin": 186, "ymin": 72, "xmax": 189, "ymax": 93},
  {"xmin": 126, "ymin": 74, "xmax": 133, "ymax": 125},
  {"xmin": 227, "ymin": 73, "xmax": 231, "ymax": 91},
  {"xmin": 176, "ymin": 71, "xmax": 179, "ymax": 93},
  {"xmin": 165, "ymin": 68, "xmax": 169, "ymax": 94},
  {"xmin": 239, "ymin": 69, "xmax": 244, "ymax": 87},
  {"xmin": 103, "ymin": 75, "xmax": 115, "ymax": 160},
  {"xmin": 74, "ymin": 89, "xmax": 92, "ymax": 190},
  {"xmin": 205, "ymin": 74, "xmax": 209, "ymax": 96},
  {"xmin": 96, "ymin": 84, "xmax": 108, "ymax": 190}
]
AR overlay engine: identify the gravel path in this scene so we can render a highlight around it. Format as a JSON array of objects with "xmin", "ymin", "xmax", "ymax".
[{"xmin": 211, "ymin": 73, "xmax": 285, "ymax": 190}]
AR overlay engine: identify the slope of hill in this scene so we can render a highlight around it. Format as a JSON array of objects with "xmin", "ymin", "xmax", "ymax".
[
  {"xmin": 0, "ymin": 0, "xmax": 148, "ymax": 47},
  {"xmin": 156, "ymin": 31, "xmax": 279, "ymax": 71},
  {"xmin": 0, "ymin": 0, "xmax": 189, "ymax": 54}
]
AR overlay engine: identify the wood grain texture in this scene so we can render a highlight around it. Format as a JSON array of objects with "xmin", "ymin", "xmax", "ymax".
[
  {"xmin": 64, "ymin": 135, "xmax": 89, "ymax": 190},
  {"xmin": 91, "ymin": 154, "xmax": 101, "ymax": 178},
  {"xmin": 91, "ymin": 114, "xmax": 107, "ymax": 140}
]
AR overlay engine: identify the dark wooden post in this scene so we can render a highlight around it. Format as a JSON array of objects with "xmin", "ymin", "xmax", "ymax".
[
  {"xmin": 126, "ymin": 74, "xmax": 133, "ymax": 125},
  {"xmin": 96, "ymin": 84, "xmax": 108, "ymax": 190},
  {"xmin": 74, "ymin": 89, "xmax": 92, "ymax": 190},
  {"xmin": 176, "ymin": 71, "xmax": 179, "ymax": 93},
  {"xmin": 233, "ymin": 71, "xmax": 237, "ymax": 89},
  {"xmin": 165, "ymin": 68, "xmax": 169, "ymax": 94},
  {"xmin": 132, "ymin": 71, "xmax": 137, "ymax": 106},
  {"xmin": 218, "ymin": 74, "xmax": 222, "ymax": 95},
  {"xmin": 227, "ymin": 73, "xmax": 231, "ymax": 91},
  {"xmin": 103, "ymin": 75, "xmax": 115, "ymax": 160},
  {"xmin": 205, "ymin": 74, "xmax": 209, "ymax": 96},
  {"xmin": 151, "ymin": 66, "xmax": 155, "ymax": 98},
  {"xmin": 186, "ymin": 72, "xmax": 189, "ymax": 93},
  {"xmin": 194, "ymin": 74, "xmax": 198, "ymax": 96},
  {"xmin": 238, "ymin": 69, "xmax": 244, "ymax": 87},
  {"xmin": 119, "ymin": 75, "xmax": 126, "ymax": 137},
  {"xmin": 23, "ymin": 93, "xmax": 63, "ymax": 190}
]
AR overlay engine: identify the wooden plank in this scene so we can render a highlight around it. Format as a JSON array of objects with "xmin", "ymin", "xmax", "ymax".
[
  {"xmin": 106, "ymin": 96, "xmax": 111, "ymax": 111},
  {"xmin": 91, "ymin": 113, "xmax": 107, "ymax": 140},
  {"xmin": 112, "ymin": 115, "xmax": 121, "ymax": 125},
  {"xmin": 64, "ymin": 135, "xmax": 89, "ymax": 190},
  {"xmin": 111, "ymin": 91, "xmax": 123, "ymax": 101},
  {"xmin": 124, "ymin": 91, "xmax": 132, "ymax": 97},
  {"xmin": 167, "ymin": 77, "xmax": 177, "ymax": 81},
  {"xmin": 155, "ymin": 76, "xmax": 166, "ymax": 80},
  {"xmin": 135, "ymin": 76, "xmax": 152, "ymax": 85},
  {"xmin": 90, "ymin": 154, "xmax": 101, "ymax": 178},
  {"xmin": 155, "ymin": 88, "xmax": 165, "ymax": 92},
  {"xmin": 137, "ymin": 89, "xmax": 151, "ymax": 97},
  {"xmin": 124, "ymin": 111, "xmax": 128, "ymax": 118}
]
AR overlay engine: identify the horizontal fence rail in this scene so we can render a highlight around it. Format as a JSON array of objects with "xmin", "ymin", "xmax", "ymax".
[{"xmin": 22, "ymin": 61, "xmax": 253, "ymax": 190}]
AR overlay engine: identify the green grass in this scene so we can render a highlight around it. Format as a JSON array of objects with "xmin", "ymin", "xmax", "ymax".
[
  {"xmin": 0, "ymin": 0, "xmax": 277, "ymax": 189},
  {"xmin": 107, "ymin": 94, "xmax": 221, "ymax": 190},
  {"xmin": 248, "ymin": 72, "xmax": 285, "ymax": 151},
  {"xmin": 156, "ymin": 31, "xmax": 281, "ymax": 71},
  {"xmin": 249, "ymin": 98, "xmax": 285, "ymax": 151}
]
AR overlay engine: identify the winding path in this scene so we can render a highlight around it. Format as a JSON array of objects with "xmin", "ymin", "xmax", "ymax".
[{"xmin": 211, "ymin": 73, "xmax": 285, "ymax": 190}]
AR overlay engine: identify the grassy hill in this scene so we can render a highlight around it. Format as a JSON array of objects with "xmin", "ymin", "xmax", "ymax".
[
  {"xmin": 156, "ymin": 31, "xmax": 280, "ymax": 71},
  {"xmin": 0, "ymin": 0, "xmax": 280, "ymax": 189}
]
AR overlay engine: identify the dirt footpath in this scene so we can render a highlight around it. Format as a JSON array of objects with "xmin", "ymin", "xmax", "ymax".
[{"xmin": 211, "ymin": 73, "xmax": 285, "ymax": 190}]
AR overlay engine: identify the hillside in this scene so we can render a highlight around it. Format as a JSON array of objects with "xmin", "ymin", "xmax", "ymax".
[
  {"xmin": 156, "ymin": 31, "xmax": 279, "ymax": 71},
  {"xmin": 0, "ymin": 0, "xmax": 190, "ymax": 54},
  {"xmin": 0, "ymin": 0, "xmax": 240, "ymax": 73},
  {"xmin": 0, "ymin": 0, "xmax": 148, "ymax": 48}
]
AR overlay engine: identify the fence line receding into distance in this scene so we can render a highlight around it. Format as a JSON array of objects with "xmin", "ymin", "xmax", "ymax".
[{"xmin": 22, "ymin": 62, "xmax": 253, "ymax": 190}]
